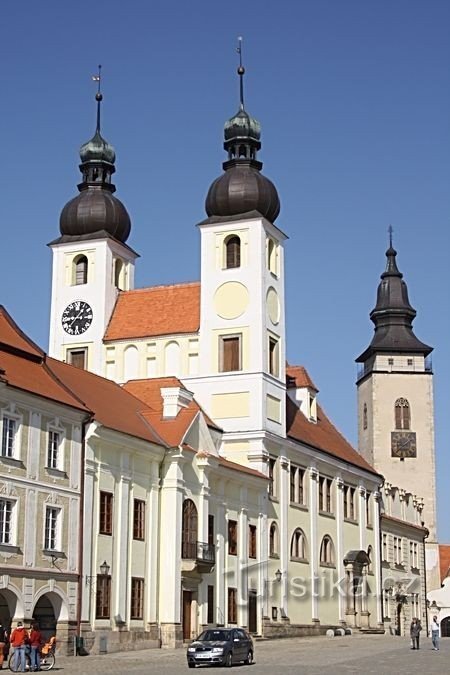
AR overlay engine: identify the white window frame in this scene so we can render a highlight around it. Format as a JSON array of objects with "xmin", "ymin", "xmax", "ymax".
[
  {"xmin": 1, "ymin": 410, "xmax": 21, "ymax": 460},
  {"xmin": 0, "ymin": 497, "xmax": 17, "ymax": 546},
  {"xmin": 43, "ymin": 505, "xmax": 62, "ymax": 552},
  {"xmin": 66, "ymin": 347, "xmax": 88, "ymax": 369},
  {"xmin": 46, "ymin": 422, "xmax": 65, "ymax": 471}
]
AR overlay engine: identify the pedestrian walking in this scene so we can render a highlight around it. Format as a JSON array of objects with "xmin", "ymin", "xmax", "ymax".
[
  {"xmin": 410, "ymin": 616, "xmax": 422, "ymax": 650},
  {"xmin": 430, "ymin": 615, "xmax": 440, "ymax": 650}
]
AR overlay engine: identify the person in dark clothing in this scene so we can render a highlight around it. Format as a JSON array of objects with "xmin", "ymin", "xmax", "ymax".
[{"xmin": 410, "ymin": 617, "xmax": 422, "ymax": 650}]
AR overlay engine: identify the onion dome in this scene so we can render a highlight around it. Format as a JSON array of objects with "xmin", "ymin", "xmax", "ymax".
[
  {"xmin": 59, "ymin": 67, "xmax": 131, "ymax": 243},
  {"xmin": 79, "ymin": 129, "xmax": 116, "ymax": 164},
  {"xmin": 205, "ymin": 40, "xmax": 280, "ymax": 223},
  {"xmin": 356, "ymin": 230, "xmax": 432, "ymax": 363}
]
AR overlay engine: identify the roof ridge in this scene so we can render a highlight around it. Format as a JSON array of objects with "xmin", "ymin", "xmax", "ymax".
[
  {"xmin": 121, "ymin": 281, "xmax": 201, "ymax": 294},
  {"xmin": 0, "ymin": 305, "xmax": 45, "ymax": 357}
]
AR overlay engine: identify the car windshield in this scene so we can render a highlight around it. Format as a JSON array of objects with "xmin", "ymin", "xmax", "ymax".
[{"xmin": 197, "ymin": 630, "xmax": 230, "ymax": 642}]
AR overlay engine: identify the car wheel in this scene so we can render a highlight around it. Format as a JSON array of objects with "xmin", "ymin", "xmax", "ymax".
[
  {"xmin": 223, "ymin": 651, "xmax": 233, "ymax": 667},
  {"xmin": 245, "ymin": 650, "xmax": 254, "ymax": 665},
  {"xmin": 188, "ymin": 663, "xmax": 196, "ymax": 668}
]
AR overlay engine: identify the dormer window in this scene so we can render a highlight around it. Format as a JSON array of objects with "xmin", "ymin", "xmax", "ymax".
[
  {"xmin": 225, "ymin": 235, "xmax": 241, "ymax": 269},
  {"xmin": 73, "ymin": 255, "xmax": 88, "ymax": 285},
  {"xmin": 308, "ymin": 393, "xmax": 317, "ymax": 422}
]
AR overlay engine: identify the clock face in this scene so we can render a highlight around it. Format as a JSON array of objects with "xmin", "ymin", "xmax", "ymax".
[
  {"xmin": 391, "ymin": 431, "xmax": 417, "ymax": 458},
  {"xmin": 61, "ymin": 301, "xmax": 93, "ymax": 336}
]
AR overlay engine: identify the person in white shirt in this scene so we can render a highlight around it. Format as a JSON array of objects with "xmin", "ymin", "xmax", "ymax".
[{"xmin": 430, "ymin": 615, "xmax": 440, "ymax": 651}]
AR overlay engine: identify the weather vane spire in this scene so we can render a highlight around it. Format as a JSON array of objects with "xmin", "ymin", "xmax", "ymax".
[
  {"xmin": 236, "ymin": 37, "xmax": 245, "ymax": 110},
  {"xmin": 92, "ymin": 64, "xmax": 103, "ymax": 133},
  {"xmin": 388, "ymin": 224, "xmax": 394, "ymax": 249}
]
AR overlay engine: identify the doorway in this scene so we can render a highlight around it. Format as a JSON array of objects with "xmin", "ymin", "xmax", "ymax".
[
  {"xmin": 183, "ymin": 591, "xmax": 193, "ymax": 641},
  {"xmin": 248, "ymin": 591, "xmax": 257, "ymax": 634},
  {"xmin": 441, "ymin": 616, "xmax": 450, "ymax": 637},
  {"xmin": 33, "ymin": 596, "xmax": 56, "ymax": 642}
]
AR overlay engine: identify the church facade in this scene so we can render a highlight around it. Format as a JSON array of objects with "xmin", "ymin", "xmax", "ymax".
[{"xmin": 0, "ymin": 58, "xmax": 436, "ymax": 654}]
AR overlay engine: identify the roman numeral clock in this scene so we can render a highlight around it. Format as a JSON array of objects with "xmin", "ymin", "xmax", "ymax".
[{"xmin": 61, "ymin": 301, "xmax": 93, "ymax": 336}]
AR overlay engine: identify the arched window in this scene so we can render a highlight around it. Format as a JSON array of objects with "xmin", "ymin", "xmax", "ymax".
[
  {"xmin": 367, "ymin": 545, "xmax": 373, "ymax": 574},
  {"xmin": 269, "ymin": 522, "xmax": 279, "ymax": 557},
  {"xmin": 165, "ymin": 341, "xmax": 181, "ymax": 376},
  {"xmin": 363, "ymin": 403, "xmax": 368, "ymax": 430},
  {"xmin": 267, "ymin": 238, "xmax": 278, "ymax": 275},
  {"xmin": 319, "ymin": 535, "xmax": 335, "ymax": 565},
  {"xmin": 123, "ymin": 345, "xmax": 139, "ymax": 381},
  {"xmin": 395, "ymin": 398, "xmax": 410, "ymax": 430},
  {"xmin": 74, "ymin": 255, "xmax": 88, "ymax": 285},
  {"xmin": 181, "ymin": 499, "xmax": 198, "ymax": 559},
  {"xmin": 114, "ymin": 259, "xmax": 123, "ymax": 289},
  {"xmin": 225, "ymin": 235, "xmax": 241, "ymax": 269},
  {"xmin": 290, "ymin": 528, "xmax": 307, "ymax": 560}
]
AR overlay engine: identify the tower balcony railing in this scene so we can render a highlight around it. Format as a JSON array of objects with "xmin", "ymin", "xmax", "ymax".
[{"xmin": 357, "ymin": 356, "xmax": 433, "ymax": 381}]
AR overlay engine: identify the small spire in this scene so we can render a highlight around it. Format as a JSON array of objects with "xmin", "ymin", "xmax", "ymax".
[
  {"xmin": 236, "ymin": 37, "xmax": 245, "ymax": 110},
  {"xmin": 92, "ymin": 64, "xmax": 103, "ymax": 133},
  {"xmin": 388, "ymin": 224, "xmax": 393, "ymax": 249}
]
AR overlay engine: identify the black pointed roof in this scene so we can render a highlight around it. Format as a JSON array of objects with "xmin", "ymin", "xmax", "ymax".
[{"xmin": 356, "ymin": 244, "xmax": 432, "ymax": 362}]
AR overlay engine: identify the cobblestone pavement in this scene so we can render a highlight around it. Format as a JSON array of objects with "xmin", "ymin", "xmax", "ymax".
[{"xmin": 50, "ymin": 633, "xmax": 448, "ymax": 675}]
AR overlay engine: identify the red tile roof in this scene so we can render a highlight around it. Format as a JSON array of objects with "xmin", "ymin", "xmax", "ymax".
[
  {"xmin": 104, "ymin": 282, "xmax": 200, "ymax": 341},
  {"xmin": 286, "ymin": 366, "xmax": 379, "ymax": 475},
  {"xmin": 47, "ymin": 358, "xmax": 165, "ymax": 446},
  {"xmin": 0, "ymin": 306, "xmax": 44, "ymax": 359},
  {"xmin": 286, "ymin": 365, "xmax": 318, "ymax": 392},
  {"xmin": 0, "ymin": 306, "xmax": 88, "ymax": 411},
  {"xmin": 124, "ymin": 377, "xmax": 220, "ymax": 448},
  {"xmin": 439, "ymin": 545, "xmax": 450, "ymax": 582}
]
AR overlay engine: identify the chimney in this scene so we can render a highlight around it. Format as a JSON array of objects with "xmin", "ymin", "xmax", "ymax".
[{"xmin": 160, "ymin": 386, "xmax": 194, "ymax": 418}]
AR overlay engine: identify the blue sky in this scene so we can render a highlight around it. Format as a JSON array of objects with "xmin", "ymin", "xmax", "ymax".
[{"xmin": 1, "ymin": 0, "xmax": 449, "ymax": 539}]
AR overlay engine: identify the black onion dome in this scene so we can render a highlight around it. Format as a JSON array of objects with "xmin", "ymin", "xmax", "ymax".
[
  {"xmin": 59, "ymin": 79, "xmax": 131, "ymax": 243},
  {"xmin": 206, "ymin": 162, "xmax": 280, "ymax": 223},
  {"xmin": 60, "ymin": 189, "xmax": 131, "ymax": 242},
  {"xmin": 205, "ymin": 48, "xmax": 280, "ymax": 223}
]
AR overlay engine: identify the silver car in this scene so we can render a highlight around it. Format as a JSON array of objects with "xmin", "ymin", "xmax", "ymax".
[{"xmin": 186, "ymin": 627, "xmax": 254, "ymax": 668}]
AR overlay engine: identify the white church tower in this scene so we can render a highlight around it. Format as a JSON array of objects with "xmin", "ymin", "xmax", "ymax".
[
  {"xmin": 356, "ymin": 233, "xmax": 439, "ymax": 589},
  {"xmin": 185, "ymin": 48, "xmax": 287, "ymax": 470},
  {"xmin": 48, "ymin": 73, "xmax": 137, "ymax": 375}
]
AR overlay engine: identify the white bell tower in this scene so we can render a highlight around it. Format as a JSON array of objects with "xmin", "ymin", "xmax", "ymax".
[
  {"xmin": 185, "ymin": 51, "xmax": 287, "ymax": 469},
  {"xmin": 48, "ymin": 74, "xmax": 137, "ymax": 376}
]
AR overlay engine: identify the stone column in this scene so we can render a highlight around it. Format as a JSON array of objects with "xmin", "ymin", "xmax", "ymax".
[
  {"xmin": 279, "ymin": 455, "xmax": 289, "ymax": 620},
  {"xmin": 358, "ymin": 486, "xmax": 367, "ymax": 551},
  {"xmin": 238, "ymin": 495, "xmax": 248, "ymax": 628},
  {"xmin": 372, "ymin": 491, "xmax": 384, "ymax": 627},
  {"xmin": 158, "ymin": 451, "xmax": 185, "ymax": 647},
  {"xmin": 215, "ymin": 481, "xmax": 226, "ymax": 627},
  {"xmin": 146, "ymin": 460, "xmax": 160, "ymax": 641},
  {"xmin": 113, "ymin": 454, "xmax": 131, "ymax": 627},
  {"xmin": 308, "ymin": 467, "xmax": 319, "ymax": 623},
  {"xmin": 360, "ymin": 567, "xmax": 370, "ymax": 627},
  {"xmin": 335, "ymin": 478, "xmax": 345, "ymax": 624}
]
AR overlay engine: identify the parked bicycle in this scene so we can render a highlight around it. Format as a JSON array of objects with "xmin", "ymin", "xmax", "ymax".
[{"xmin": 8, "ymin": 637, "xmax": 56, "ymax": 672}]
